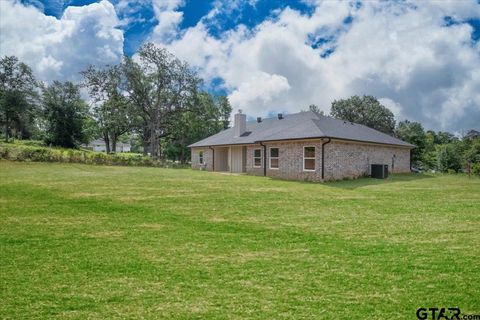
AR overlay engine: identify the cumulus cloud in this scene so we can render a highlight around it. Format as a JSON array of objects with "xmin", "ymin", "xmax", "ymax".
[
  {"xmin": 378, "ymin": 98, "xmax": 404, "ymax": 120},
  {"xmin": 229, "ymin": 72, "xmax": 291, "ymax": 111},
  {"xmin": 2, "ymin": 0, "xmax": 478, "ymax": 131},
  {"xmin": 0, "ymin": 0, "xmax": 124, "ymax": 82},
  {"xmin": 157, "ymin": 0, "xmax": 480, "ymax": 131},
  {"xmin": 148, "ymin": 0, "xmax": 184, "ymax": 42}
]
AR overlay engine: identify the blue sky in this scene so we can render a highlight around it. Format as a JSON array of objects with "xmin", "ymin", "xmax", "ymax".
[
  {"xmin": 21, "ymin": 0, "xmax": 318, "ymax": 56},
  {"xmin": 3, "ymin": 0, "xmax": 480, "ymax": 132}
]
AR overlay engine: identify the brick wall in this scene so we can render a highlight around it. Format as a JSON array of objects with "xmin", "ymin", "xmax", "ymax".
[
  {"xmin": 245, "ymin": 144, "xmax": 264, "ymax": 176},
  {"xmin": 324, "ymin": 140, "xmax": 410, "ymax": 181},
  {"xmin": 193, "ymin": 139, "xmax": 411, "ymax": 181},
  {"xmin": 245, "ymin": 139, "xmax": 410, "ymax": 181},
  {"xmin": 246, "ymin": 141, "xmax": 325, "ymax": 181},
  {"xmin": 191, "ymin": 147, "xmax": 213, "ymax": 171}
]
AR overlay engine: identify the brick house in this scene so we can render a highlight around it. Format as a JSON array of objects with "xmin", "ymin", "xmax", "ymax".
[{"xmin": 189, "ymin": 110, "xmax": 414, "ymax": 181}]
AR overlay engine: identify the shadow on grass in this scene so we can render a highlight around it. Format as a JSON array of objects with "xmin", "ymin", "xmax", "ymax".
[{"xmin": 324, "ymin": 173, "xmax": 434, "ymax": 190}]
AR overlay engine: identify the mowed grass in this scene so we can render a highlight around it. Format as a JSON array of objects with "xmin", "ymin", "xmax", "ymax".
[{"xmin": 1, "ymin": 161, "xmax": 479, "ymax": 319}]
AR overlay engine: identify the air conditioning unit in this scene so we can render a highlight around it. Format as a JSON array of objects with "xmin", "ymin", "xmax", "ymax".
[{"xmin": 371, "ymin": 164, "xmax": 388, "ymax": 179}]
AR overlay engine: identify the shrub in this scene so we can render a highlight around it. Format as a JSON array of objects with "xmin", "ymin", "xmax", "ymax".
[
  {"xmin": 0, "ymin": 142, "xmax": 189, "ymax": 169},
  {"xmin": 93, "ymin": 152, "xmax": 108, "ymax": 165},
  {"xmin": 437, "ymin": 144, "xmax": 462, "ymax": 173},
  {"xmin": 29, "ymin": 148, "xmax": 53, "ymax": 162},
  {"xmin": 15, "ymin": 140, "xmax": 45, "ymax": 147},
  {"xmin": 472, "ymin": 163, "xmax": 480, "ymax": 176},
  {"xmin": 0, "ymin": 146, "xmax": 9, "ymax": 159}
]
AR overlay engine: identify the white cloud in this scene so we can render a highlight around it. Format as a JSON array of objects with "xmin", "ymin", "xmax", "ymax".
[
  {"xmin": 0, "ymin": 0, "xmax": 124, "ymax": 82},
  {"xmin": 156, "ymin": 0, "xmax": 480, "ymax": 131},
  {"xmin": 229, "ymin": 72, "xmax": 291, "ymax": 112},
  {"xmin": 378, "ymin": 98, "xmax": 404, "ymax": 120},
  {"xmin": 2, "ymin": 0, "xmax": 478, "ymax": 131},
  {"xmin": 149, "ymin": 0, "xmax": 184, "ymax": 42}
]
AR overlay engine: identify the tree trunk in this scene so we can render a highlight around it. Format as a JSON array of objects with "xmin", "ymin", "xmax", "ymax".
[
  {"xmin": 142, "ymin": 140, "xmax": 149, "ymax": 156},
  {"xmin": 5, "ymin": 115, "xmax": 9, "ymax": 142},
  {"xmin": 150, "ymin": 134, "xmax": 159, "ymax": 160},
  {"xmin": 142, "ymin": 124, "xmax": 150, "ymax": 156},
  {"xmin": 179, "ymin": 149, "xmax": 185, "ymax": 164},
  {"xmin": 111, "ymin": 133, "xmax": 117, "ymax": 153},
  {"xmin": 150, "ymin": 114, "xmax": 160, "ymax": 160},
  {"xmin": 179, "ymin": 137, "xmax": 186, "ymax": 164},
  {"xmin": 103, "ymin": 133, "xmax": 110, "ymax": 154}
]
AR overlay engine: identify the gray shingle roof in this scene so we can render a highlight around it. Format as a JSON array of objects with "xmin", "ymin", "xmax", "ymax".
[{"xmin": 189, "ymin": 111, "xmax": 414, "ymax": 148}]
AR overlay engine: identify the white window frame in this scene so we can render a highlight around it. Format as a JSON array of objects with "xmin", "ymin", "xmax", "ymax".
[
  {"xmin": 199, "ymin": 151, "xmax": 204, "ymax": 164},
  {"xmin": 269, "ymin": 147, "xmax": 279, "ymax": 170},
  {"xmin": 253, "ymin": 148, "xmax": 262, "ymax": 168},
  {"xmin": 303, "ymin": 146, "xmax": 316, "ymax": 172}
]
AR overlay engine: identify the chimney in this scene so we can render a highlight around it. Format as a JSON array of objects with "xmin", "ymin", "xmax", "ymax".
[
  {"xmin": 278, "ymin": 113, "xmax": 283, "ymax": 120},
  {"xmin": 257, "ymin": 117, "xmax": 262, "ymax": 123},
  {"xmin": 234, "ymin": 109, "xmax": 247, "ymax": 137}
]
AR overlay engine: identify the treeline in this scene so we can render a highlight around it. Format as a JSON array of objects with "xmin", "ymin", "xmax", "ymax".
[
  {"xmin": 325, "ymin": 95, "xmax": 480, "ymax": 175},
  {"xmin": 0, "ymin": 43, "xmax": 231, "ymax": 162},
  {"xmin": 1, "ymin": 47, "xmax": 478, "ymax": 173},
  {"xmin": 395, "ymin": 121, "xmax": 480, "ymax": 174}
]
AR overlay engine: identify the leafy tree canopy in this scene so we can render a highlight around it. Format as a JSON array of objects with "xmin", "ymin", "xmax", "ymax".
[
  {"xmin": 437, "ymin": 143, "xmax": 463, "ymax": 173},
  {"xmin": 395, "ymin": 120, "xmax": 426, "ymax": 164},
  {"xmin": 0, "ymin": 56, "xmax": 38, "ymax": 141},
  {"xmin": 123, "ymin": 42, "xmax": 201, "ymax": 159},
  {"xmin": 163, "ymin": 92, "xmax": 232, "ymax": 163},
  {"xmin": 42, "ymin": 81, "xmax": 88, "ymax": 148},
  {"xmin": 82, "ymin": 64, "xmax": 132, "ymax": 153},
  {"xmin": 330, "ymin": 95, "xmax": 395, "ymax": 134}
]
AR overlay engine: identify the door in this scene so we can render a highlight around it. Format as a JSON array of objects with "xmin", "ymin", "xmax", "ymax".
[{"xmin": 230, "ymin": 146, "xmax": 246, "ymax": 173}]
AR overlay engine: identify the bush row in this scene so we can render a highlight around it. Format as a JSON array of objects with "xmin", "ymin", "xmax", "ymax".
[
  {"xmin": 0, "ymin": 143, "xmax": 189, "ymax": 168},
  {"xmin": 472, "ymin": 163, "xmax": 480, "ymax": 176}
]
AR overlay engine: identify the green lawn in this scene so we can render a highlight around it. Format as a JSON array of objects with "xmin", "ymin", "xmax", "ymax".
[{"xmin": 1, "ymin": 161, "xmax": 479, "ymax": 319}]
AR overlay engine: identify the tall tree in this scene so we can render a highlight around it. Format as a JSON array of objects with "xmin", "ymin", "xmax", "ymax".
[
  {"xmin": 395, "ymin": 120, "xmax": 426, "ymax": 165},
  {"xmin": 300, "ymin": 104, "xmax": 325, "ymax": 115},
  {"xmin": 216, "ymin": 95, "xmax": 233, "ymax": 130},
  {"xmin": 42, "ymin": 81, "xmax": 87, "ymax": 148},
  {"xmin": 435, "ymin": 131, "xmax": 458, "ymax": 144},
  {"xmin": 82, "ymin": 64, "xmax": 132, "ymax": 153},
  {"xmin": 164, "ymin": 92, "xmax": 232, "ymax": 162},
  {"xmin": 0, "ymin": 56, "xmax": 37, "ymax": 142},
  {"xmin": 422, "ymin": 130, "xmax": 438, "ymax": 169},
  {"xmin": 464, "ymin": 138, "xmax": 480, "ymax": 165},
  {"xmin": 437, "ymin": 143, "xmax": 463, "ymax": 172},
  {"xmin": 330, "ymin": 95, "xmax": 395, "ymax": 134},
  {"xmin": 123, "ymin": 43, "xmax": 200, "ymax": 159}
]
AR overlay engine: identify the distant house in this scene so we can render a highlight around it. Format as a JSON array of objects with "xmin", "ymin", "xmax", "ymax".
[
  {"xmin": 465, "ymin": 130, "xmax": 480, "ymax": 140},
  {"xmin": 189, "ymin": 110, "xmax": 414, "ymax": 181},
  {"xmin": 86, "ymin": 139, "xmax": 131, "ymax": 153}
]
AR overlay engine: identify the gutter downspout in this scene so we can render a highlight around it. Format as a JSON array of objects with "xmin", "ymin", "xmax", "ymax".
[
  {"xmin": 259, "ymin": 142, "xmax": 267, "ymax": 176},
  {"xmin": 209, "ymin": 146, "xmax": 215, "ymax": 172},
  {"xmin": 321, "ymin": 138, "xmax": 331, "ymax": 180},
  {"xmin": 409, "ymin": 148, "xmax": 412, "ymax": 171}
]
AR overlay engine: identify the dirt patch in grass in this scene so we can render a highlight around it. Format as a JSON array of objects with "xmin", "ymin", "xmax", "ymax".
[
  {"xmin": 87, "ymin": 230, "xmax": 124, "ymax": 238},
  {"xmin": 137, "ymin": 223, "xmax": 164, "ymax": 229}
]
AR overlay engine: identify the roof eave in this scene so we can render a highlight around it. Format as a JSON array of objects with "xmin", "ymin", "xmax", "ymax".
[{"xmin": 189, "ymin": 135, "xmax": 414, "ymax": 148}]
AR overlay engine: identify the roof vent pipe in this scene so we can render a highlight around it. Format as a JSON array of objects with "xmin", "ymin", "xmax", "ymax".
[
  {"xmin": 278, "ymin": 113, "xmax": 283, "ymax": 120},
  {"xmin": 257, "ymin": 117, "xmax": 262, "ymax": 123}
]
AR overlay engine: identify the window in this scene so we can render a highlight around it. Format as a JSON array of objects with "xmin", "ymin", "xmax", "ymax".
[
  {"xmin": 253, "ymin": 149, "xmax": 262, "ymax": 167},
  {"xmin": 303, "ymin": 146, "xmax": 315, "ymax": 171},
  {"xmin": 199, "ymin": 151, "xmax": 204, "ymax": 164},
  {"xmin": 270, "ymin": 147, "xmax": 279, "ymax": 169}
]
